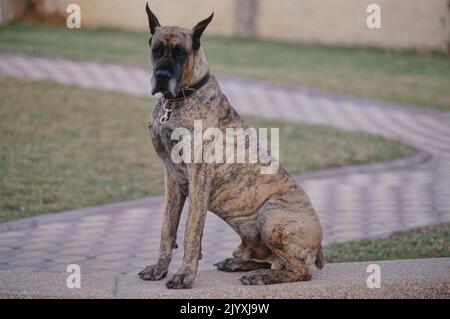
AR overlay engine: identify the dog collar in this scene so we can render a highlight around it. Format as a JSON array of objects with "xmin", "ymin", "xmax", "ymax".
[
  {"xmin": 162, "ymin": 71, "xmax": 210, "ymax": 101},
  {"xmin": 159, "ymin": 71, "xmax": 210, "ymax": 124}
]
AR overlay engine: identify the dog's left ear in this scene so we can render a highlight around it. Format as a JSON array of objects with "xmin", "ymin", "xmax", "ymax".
[{"xmin": 192, "ymin": 12, "xmax": 214, "ymax": 51}]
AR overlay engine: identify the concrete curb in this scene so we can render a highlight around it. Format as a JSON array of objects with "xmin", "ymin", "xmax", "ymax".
[{"xmin": 1, "ymin": 258, "xmax": 449, "ymax": 299}]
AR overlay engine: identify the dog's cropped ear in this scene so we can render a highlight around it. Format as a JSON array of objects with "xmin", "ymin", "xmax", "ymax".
[
  {"xmin": 145, "ymin": 2, "xmax": 160, "ymax": 35},
  {"xmin": 192, "ymin": 12, "xmax": 214, "ymax": 51}
]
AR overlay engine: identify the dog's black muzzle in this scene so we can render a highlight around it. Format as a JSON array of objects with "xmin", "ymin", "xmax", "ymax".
[{"xmin": 151, "ymin": 67, "xmax": 172, "ymax": 94}]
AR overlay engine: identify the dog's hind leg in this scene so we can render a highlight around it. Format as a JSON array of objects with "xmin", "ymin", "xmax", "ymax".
[
  {"xmin": 239, "ymin": 197, "xmax": 322, "ymax": 285},
  {"xmin": 214, "ymin": 258, "xmax": 271, "ymax": 272}
]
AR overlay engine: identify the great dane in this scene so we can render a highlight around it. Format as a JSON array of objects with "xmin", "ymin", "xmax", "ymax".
[{"xmin": 138, "ymin": 3, "xmax": 324, "ymax": 289}]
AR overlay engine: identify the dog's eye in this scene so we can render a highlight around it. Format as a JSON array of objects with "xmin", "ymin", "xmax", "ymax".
[
  {"xmin": 153, "ymin": 45, "xmax": 163, "ymax": 57},
  {"xmin": 174, "ymin": 47, "xmax": 185, "ymax": 57}
]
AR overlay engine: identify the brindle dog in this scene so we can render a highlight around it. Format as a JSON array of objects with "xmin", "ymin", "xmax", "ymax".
[{"xmin": 138, "ymin": 3, "xmax": 324, "ymax": 289}]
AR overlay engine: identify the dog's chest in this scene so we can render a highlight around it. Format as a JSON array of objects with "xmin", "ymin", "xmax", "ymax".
[
  {"xmin": 149, "ymin": 103, "xmax": 190, "ymax": 194},
  {"xmin": 150, "ymin": 103, "xmax": 184, "ymax": 157},
  {"xmin": 150, "ymin": 117, "xmax": 174, "ymax": 158}
]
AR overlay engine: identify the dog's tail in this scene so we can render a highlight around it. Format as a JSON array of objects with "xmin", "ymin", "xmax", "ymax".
[{"xmin": 315, "ymin": 245, "xmax": 325, "ymax": 269}]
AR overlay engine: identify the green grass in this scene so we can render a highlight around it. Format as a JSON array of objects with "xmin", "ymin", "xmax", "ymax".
[
  {"xmin": 0, "ymin": 78, "xmax": 415, "ymax": 222},
  {"xmin": 325, "ymin": 223, "xmax": 450, "ymax": 263},
  {"xmin": 0, "ymin": 22, "xmax": 449, "ymax": 111}
]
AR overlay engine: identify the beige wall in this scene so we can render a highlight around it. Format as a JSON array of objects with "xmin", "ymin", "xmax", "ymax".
[
  {"xmin": 40, "ymin": 0, "xmax": 234, "ymax": 35},
  {"xmin": 39, "ymin": 0, "xmax": 450, "ymax": 52},
  {"xmin": 257, "ymin": 0, "xmax": 450, "ymax": 52}
]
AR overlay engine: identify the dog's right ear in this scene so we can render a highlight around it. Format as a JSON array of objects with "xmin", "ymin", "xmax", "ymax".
[{"xmin": 145, "ymin": 2, "xmax": 160, "ymax": 35}]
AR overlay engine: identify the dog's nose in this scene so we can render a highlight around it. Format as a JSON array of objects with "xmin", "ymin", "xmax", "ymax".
[{"xmin": 155, "ymin": 69, "xmax": 172, "ymax": 81}]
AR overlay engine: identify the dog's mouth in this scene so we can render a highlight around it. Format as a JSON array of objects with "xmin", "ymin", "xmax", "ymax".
[{"xmin": 151, "ymin": 71, "xmax": 181, "ymax": 98}]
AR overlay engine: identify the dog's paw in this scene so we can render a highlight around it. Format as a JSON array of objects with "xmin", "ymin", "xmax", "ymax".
[
  {"xmin": 214, "ymin": 257, "xmax": 236, "ymax": 271},
  {"xmin": 138, "ymin": 264, "xmax": 168, "ymax": 281},
  {"xmin": 165, "ymin": 272, "xmax": 194, "ymax": 289},
  {"xmin": 239, "ymin": 270, "xmax": 271, "ymax": 285},
  {"xmin": 215, "ymin": 258, "xmax": 271, "ymax": 272}
]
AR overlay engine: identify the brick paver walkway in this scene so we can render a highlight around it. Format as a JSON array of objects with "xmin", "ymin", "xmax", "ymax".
[{"xmin": 0, "ymin": 54, "xmax": 449, "ymax": 275}]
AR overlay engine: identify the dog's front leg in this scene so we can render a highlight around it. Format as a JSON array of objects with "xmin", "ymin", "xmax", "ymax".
[
  {"xmin": 166, "ymin": 164, "xmax": 211, "ymax": 289},
  {"xmin": 139, "ymin": 168, "xmax": 186, "ymax": 281}
]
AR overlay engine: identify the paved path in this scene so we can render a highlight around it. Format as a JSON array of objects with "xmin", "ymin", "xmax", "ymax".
[{"xmin": 0, "ymin": 54, "xmax": 449, "ymax": 276}]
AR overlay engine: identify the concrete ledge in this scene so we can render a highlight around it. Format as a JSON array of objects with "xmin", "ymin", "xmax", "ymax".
[{"xmin": 1, "ymin": 258, "xmax": 449, "ymax": 299}]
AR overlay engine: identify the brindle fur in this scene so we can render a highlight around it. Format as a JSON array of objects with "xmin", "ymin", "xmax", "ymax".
[{"xmin": 139, "ymin": 4, "xmax": 324, "ymax": 289}]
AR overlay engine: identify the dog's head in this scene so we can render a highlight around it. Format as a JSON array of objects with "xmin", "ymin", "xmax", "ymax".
[{"xmin": 145, "ymin": 3, "xmax": 213, "ymax": 98}]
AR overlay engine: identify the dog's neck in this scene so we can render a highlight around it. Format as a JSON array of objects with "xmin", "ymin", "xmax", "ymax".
[{"xmin": 181, "ymin": 48, "xmax": 209, "ymax": 87}]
